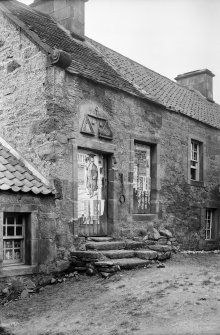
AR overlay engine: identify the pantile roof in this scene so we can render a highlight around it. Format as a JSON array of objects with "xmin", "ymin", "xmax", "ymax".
[
  {"xmin": 87, "ymin": 38, "xmax": 220, "ymax": 129},
  {"xmin": 0, "ymin": 138, "xmax": 53, "ymax": 195},
  {"xmin": 0, "ymin": 0, "xmax": 148, "ymax": 100},
  {"xmin": 1, "ymin": 0, "xmax": 220, "ymax": 129}
]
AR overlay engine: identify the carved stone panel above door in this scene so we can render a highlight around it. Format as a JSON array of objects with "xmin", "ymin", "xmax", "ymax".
[{"xmin": 79, "ymin": 102, "xmax": 113, "ymax": 140}]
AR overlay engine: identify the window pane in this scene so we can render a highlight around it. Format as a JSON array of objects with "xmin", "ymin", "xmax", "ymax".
[
  {"xmin": 7, "ymin": 226, "xmax": 15, "ymax": 236},
  {"xmin": 14, "ymin": 250, "xmax": 21, "ymax": 260},
  {"xmin": 4, "ymin": 240, "xmax": 13, "ymax": 248},
  {"xmin": 7, "ymin": 217, "xmax": 15, "ymax": 225},
  {"xmin": 191, "ymin": 168, "xmax": 196, "ymax": 180},
  {"xmin": 14, "ymin": 240, "xmax": 21, "ymax": 248},
  {"xmin": 17, "ymin": 216, "xmax": 23, "ymax": 225},
  {"xmin": 16, "ymin": 226, "xmax": 23, "ymax": 236},
  {"xmin": 3, "ymin": 226, "xmax": 5, "ymax": 236},
  {"xmin": 193, "ymin": 152, "xmax": 198, "ymax": 161},
  {"xmin": 4, "ymin": 250, "xmax": 13, "ymax": 260}
]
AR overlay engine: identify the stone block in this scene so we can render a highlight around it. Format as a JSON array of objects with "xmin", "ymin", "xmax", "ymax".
[
  {"xmin": 111, "ymin": 258, "xmax": 150, "ymax": 269},
  {"xmin": 86, "ymin": 241, "xmax": 125, "ymax": 251},
  {"xmin": 135, "ymin": 250, "xmax": 158, "ymax": 260},
  {"xmin": 157, "ymin": 238, "xmax": 168, "ymax": 245},
  {"xmin": 159, "ymin": 228, "xmax": 173, "ymax": 239},
  {"xmin": 147, "ymin": 245, "xmax": 172, "ymax": 253},
  {"xmin": 56, "ymin": 260, "xmax": 70, "ymax": 272},
  {"xmin": 147, "ymin": 228, "xmax": 161, "ymax": 240},
  {"xmin": 94, "ymin": 261, "xmax": 114, "ymax": 267},
  {"xmin": 70, "ymin": 251, "xmax": 104, "ymax": 259},
  {"xmin": 7, "ymin": 60, "xmax": 21, "ymax": 73},
  {"xmin": 102, "ymin": 250, "xmax": 135, "ymax": 259},
  {"xmin": 125, "ymin": 241, "xmax": 146, "ymax": 250},
  {"xmin": 38, "ymin": 239, "xmax": 57, "ymax": 264},
  {"xmin": 157, "ymin": 252, "xmax": 171, "ymax": 261}
]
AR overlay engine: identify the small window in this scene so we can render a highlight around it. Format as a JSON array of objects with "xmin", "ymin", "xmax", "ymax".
[
  {"xmin": 190, "ymin": 140, "xmax": 204, "ymax": 182},
  {"xmin": 205, "ymin": 209, "xmax": 213, "ymax": 240},
  {"xmin": 3, "ymin": 214, "xmax": 25, "ymax": 264},
  {"xmin": 191, "ymin": 141, "xmax": 200, "ymax": 181}
]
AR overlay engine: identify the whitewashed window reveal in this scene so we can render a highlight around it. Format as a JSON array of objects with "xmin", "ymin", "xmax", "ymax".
[
  {"xmin": 191, "ymin": 141, "xmax": 200, "ymax": 181},
  {"xmin": 3, "ymin": 214, "xmax": 25, "ymax": 264},
  {"xmin": 205, "ymin": 209, "xmax": 213, "ymax": 240}
]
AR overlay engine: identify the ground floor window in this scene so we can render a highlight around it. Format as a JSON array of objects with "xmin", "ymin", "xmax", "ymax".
[
  {"xmin": 205, "ymin": 209, "xmax": 214, "ymax": 240},
  {"xmin": 133, "ymin": 143, "xmax": 151, "ymax": 214},
  {"xmin": 3, "ymin": 213, "xmax": 25, "ymax": 264}
]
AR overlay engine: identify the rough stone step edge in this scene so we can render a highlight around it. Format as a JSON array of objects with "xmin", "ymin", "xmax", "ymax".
[
  {"xmin": 85, "ymin": 241, "xmax": 148, "ymax": 251},
  {"xmin": 70, "ymin": 249, "xmax": 170, "ymax": 262},
  {"xmin": 110, "ymin": 258, "xmax": 151, "ymax": 269}
]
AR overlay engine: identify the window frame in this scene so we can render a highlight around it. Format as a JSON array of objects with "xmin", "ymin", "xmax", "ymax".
[
  {"xmin": 190, "ymin": 141, "xmax": 200, "ymax": 181},
  {"xmin": 188, "ymin": 137, "xmax": 205, "ymax": 186},
  {"xmin": 3, "ymin": 213, "xmax": 26, "ymax": 265},
  {"xmin": 205, "ymin": 209, "xmax": 213, "ymax": 240},
  {"xmin": 0, "ymin": 209, "xmax": 39, "ymax": 272}
]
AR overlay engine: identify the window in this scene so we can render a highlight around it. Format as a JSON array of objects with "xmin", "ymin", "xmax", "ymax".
[
  {"xmin": 191, "ymin": 141, "xmax": 200, "ymax": 181},
  {"xmin": 190, "ymin": 139, "xmax": 204, "ymax": 183},
  {"xmin": 3, "ymin": 214, "xmax": 25, "ymax": 264},
  {"xmin": 133, "ymin": 143, "xmax": 151, "ymax": 214},
  {"xmin": 205, "ymin": 209, "xmax": 213, "ymax": 240}
]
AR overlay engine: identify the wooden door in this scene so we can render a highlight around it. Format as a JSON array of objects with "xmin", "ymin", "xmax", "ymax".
[
  {"xmin": 77, "ymin": 150, "xmax": 108, "ymax": 236},
  {"xmin": 133, "ymin": 143, "xmax": 151, "ymax": 214}
]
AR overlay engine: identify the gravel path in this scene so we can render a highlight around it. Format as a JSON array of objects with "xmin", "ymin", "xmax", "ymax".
[{"xmin": 1, "ymin": 253, "xmax": 220, "ymax": 335}]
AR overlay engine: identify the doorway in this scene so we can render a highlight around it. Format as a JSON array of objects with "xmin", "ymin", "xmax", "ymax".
[{"xmin": 77, "ymin": 149, "xmax": 108, "ymax": 236}]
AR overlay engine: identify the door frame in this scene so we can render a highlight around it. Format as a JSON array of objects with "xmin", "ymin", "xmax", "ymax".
[
  {"xmin": 77, "ymin": 149, "xmax": 108, "ymax": 236},
  {"xmin": 70, "ymin": 137, "xmax": 117, "ymax": 237}
]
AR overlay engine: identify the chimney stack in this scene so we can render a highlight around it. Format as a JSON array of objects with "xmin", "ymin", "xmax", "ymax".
[
  {"xmin": 31, "ymin": 0, "xmax": 88, "ymax": 36},
  {"xmin": 175, "ymin": 69, "xmax": 215, "ymax": 102}
]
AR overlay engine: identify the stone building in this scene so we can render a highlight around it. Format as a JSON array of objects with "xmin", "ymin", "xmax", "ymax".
[{"xmin": 0, "ymin": 0, "xmax": 220, "ymax": 275}]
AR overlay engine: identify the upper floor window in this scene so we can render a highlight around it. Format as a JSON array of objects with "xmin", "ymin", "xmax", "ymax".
[{"xmin": 190, "ymin": 140, "xmax": 203, "ymax": 182}]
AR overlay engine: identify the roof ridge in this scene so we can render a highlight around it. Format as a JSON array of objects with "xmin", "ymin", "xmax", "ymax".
[
  {"xmin": 85, "ymin": 37, "xmax": 162, "ymax": 105},
  {"xmin": 86, "ymin": 37, "xmax": 220, "ymax": 109},
  {"xmin": 1, "ymin": 1, "xmax": 220, "ymax": 129},
  {"xmin": 86, "ymin": 37, "xmax": 182, "ymax": 88}
]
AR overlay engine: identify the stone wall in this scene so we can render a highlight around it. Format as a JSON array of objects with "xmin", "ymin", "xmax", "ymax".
[
  {"xmin": 160, "ymin": 113, "xmax": 220, "ymax": 249},
  {"xmin": 0, "ymin": 191, "xmax": 69, "ymax": 274},
  {"xmin": 1, "ymin": 12, "xmax": 220, "ymax": 251},
  {"xmin": 0, "ymin": 12, "xmax": 75, "ymax": 254},
  {"xmin": 52, "ymin": 70, "xmax": 220, "ymax": 250}
]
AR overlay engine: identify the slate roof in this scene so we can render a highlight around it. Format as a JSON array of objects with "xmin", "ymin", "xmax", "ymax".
[
  {"xmin": 1, "ymin": 0, "xmax": 220, "ymax": 129},
  {"xmin": 0, "ymin": 140, "xmax": 53, "ymax": 195}
]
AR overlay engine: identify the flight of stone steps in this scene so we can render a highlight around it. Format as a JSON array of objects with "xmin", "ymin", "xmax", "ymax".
[{"xmin": 70, "ymin": 232, "xmax": 178, "ymax": 278}]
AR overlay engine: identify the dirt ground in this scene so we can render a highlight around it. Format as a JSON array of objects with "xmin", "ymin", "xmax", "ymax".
[{"xmin": 1, "ymin": 253, "xmax": 220, "ymax": 335}]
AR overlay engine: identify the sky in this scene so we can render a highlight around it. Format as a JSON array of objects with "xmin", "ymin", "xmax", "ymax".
[{"xmin": 21, "ymin": 0, "xmax": 220, "ymax": 103}]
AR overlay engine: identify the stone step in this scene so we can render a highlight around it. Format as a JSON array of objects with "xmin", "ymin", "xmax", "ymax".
[
  {"xmin": 86, "ymin": 241, "xmax": 125, "ymax": 251},
  {"xmin": 147, "ymin": 244, "xmax": 172, "ymax": 252},
  {"xmin": 135, "ymin": 250, "xmax": 158, "ymax": 260},
  {"xmin": 125, "ymin": 241, "xmax": 146, "ymax": 250},
  {"xmin": 88, "ymin": 237, "xmax": 113, "ymax": 242},
  {"xmin": 70, "ymin": 251, "xmax": 105, "ymax": 260},
  {"xmin": 111, "ymin": 258, "xmax": 151, "ymax": 269},
  {"xmin": 102, "ymin": 250, "xmax": 135, "ymax": 259}
]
